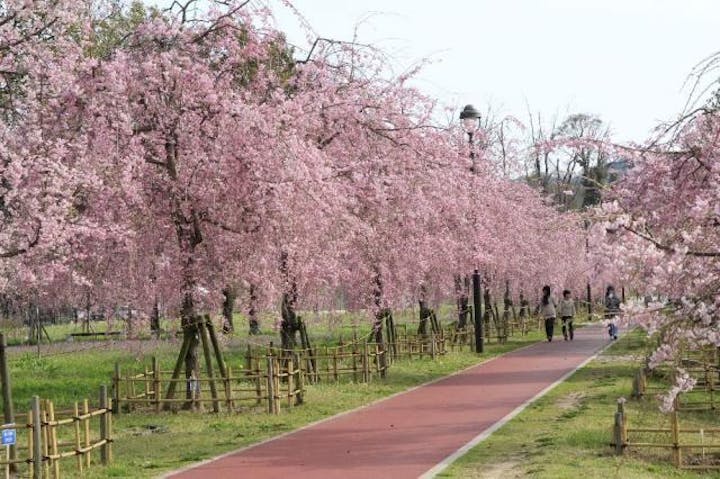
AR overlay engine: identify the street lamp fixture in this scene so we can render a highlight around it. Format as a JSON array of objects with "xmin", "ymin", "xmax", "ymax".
[
  {"xmin": 461, "ymin": 103, "xmax": 484, "ymax": 354},
  {"xmin": 459, "ymin": 104, "xmax": 481, "ymax": 133},
  {"xmin": 459, "ymin": 104, "xmax": 481, "ymax": 173}
]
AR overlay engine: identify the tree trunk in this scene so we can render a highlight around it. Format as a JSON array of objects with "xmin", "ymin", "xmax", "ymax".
[
  {"xmin": 280, "ymin": 292, "xmax": 300, "ymax": 350},
  {"xmin": 372, "ymin": 271, "xmax": 388, "ymax": 377},
  {"xmin": 279, "ymin": 252, "xmax": 301, "ymax": 350},
  {"xmin": 150, "ymin": 299, "xmax": 160, "ymax": 338},
  {"xmin": 221, "ymin": 285, "xmax": 235, "ymax": 334},
  {"xmin": 455, "ymin": 275, "xmax": 470, "ymax": 329},
  {"xmin": 248, "ymin": 284, "xmax": 260, "ymax": 335}
]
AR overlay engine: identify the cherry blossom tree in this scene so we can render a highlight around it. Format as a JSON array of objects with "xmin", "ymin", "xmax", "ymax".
[{"xmin": 596, "ymin": 108, "xmax": 720, "ymax": 409}]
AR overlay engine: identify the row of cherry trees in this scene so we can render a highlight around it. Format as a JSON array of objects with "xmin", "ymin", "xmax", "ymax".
[{"xmin": 1, "ymin": 1, "xmax": 588, "ymax": 376}]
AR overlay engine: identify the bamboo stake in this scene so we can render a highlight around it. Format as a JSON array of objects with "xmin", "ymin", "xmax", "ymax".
[
  {"xmin": 225, "ymin": 365, "xmax": 234, "ymax": 411},
  {"xmin": 113, "ymin": 363, "xmax": 121, "ymax": 415},
  {"xmin": 333, "ymin": 351, "xmax": 338, "ymax": 381},
  {"xmin": 48, "ymin": 401, "xmax": 59, "ymax": 478},
  {"xmin": 41, "ymin": 403, "xmax": 49, "ymax": 478},
  {"xmin": 671, "ymin": 407, "xmax": 681, "ymax": 467},
  {"xmin": 100, "ymin": 386, "xmax": 110, "ymax": 465},
  {"xmin": 287, "ymin": 356, "xmax": 294, "ymax": 407},
  {"xmin": 128, "ymin": 373, "xmax": 135, "ymax": 413},
  {"xmin": 273, "ymin": 357, "xmax": 281, "ymax": 414},
  {"xmin": 153, "ymin": 357, "xmax": 161, "ymax": 413},
  {"xmin": 294, "ymin": 352, "xmax": 304, "ymax": 405},
  {"xmin": 31, "ymin": 398, "xmax": 41, "ymax": 479},
  {"xmin": 254, "ymin": 360, "xmax": 262, "ymax": 406},
  {"xmin": 82, "ymin": 400, "xmax": 90, "ymax": 468},
  {"xmin": 74, "ymin": 402, "xmax": 83, "ymax": 474},
  {"xmin": 266, "ymin": 355, "xmax": 276, "ymax": 414}
]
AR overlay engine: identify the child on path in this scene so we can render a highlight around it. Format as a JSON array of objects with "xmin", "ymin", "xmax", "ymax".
[
  {"xmin": 559, "ymin": 289, "xmax": 575, "ymax": 341},
  {"xmin": 604, "ymin": 285, "xmax": 621, "ymax": 340},
  {"xmin": 538, "ymin": 285, "xmax": 557, "ymax": 342}
]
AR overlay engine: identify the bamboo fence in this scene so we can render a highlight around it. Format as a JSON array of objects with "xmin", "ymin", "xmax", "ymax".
[
  {"xmin": 0, "ymin": 388, "xmax": 112, "ymax": 478},
  {"xmin": 612, "ymin": 399, "xmax": 720, "ymax": 470}
]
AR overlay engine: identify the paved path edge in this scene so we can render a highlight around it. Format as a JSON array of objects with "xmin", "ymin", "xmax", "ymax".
[{"xmin": 419, "ymin": 337, "xmax": 614, "ymax": 478}]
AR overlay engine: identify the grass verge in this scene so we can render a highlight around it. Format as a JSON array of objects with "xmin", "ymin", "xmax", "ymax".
[
  {"xmin": 437, "ymin": 330, "xmax": 719, "ymax": 479},
  {"xmin": 6, "ymin": 326, "xmax": 545, "ymax": 478}
]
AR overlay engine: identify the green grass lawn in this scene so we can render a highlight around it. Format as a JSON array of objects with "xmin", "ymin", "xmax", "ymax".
[{"xmin": 438, "ymin": 330, "xmax": 720, "ymax": 479}]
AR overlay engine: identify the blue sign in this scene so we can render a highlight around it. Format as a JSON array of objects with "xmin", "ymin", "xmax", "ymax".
[{"xmin": 1, "ymin": 429, "xmax": 15, "ymax": 446}]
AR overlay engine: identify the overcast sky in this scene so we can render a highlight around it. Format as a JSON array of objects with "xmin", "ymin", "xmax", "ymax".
[
  {"xmin": 253, "ymin": 0, "xmax": 719, "ymax": 142},
  {"xmin": 146, "ymin": 1, "xmax": 720, "ymax": 141}
]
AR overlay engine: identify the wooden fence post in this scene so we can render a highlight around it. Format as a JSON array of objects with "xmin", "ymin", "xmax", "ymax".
[
  {"xmin": 31, "ymin": 396, "xmax": 42, "ymax": 479},
  {"xmin": 100, "ymin": 385, "xmax": 111, "ymax": 465},
  {"xmin": 274, "ymin": 357, "xmax": 281, "ymax": 414},
  {"xmin": 82, "ymin": 399, "xmax": 90, "ymax": 468},
  {"xmin": 352, "ymin": 343, "xmax": 358, "ymax": 383},
  {"xmin": 153, "ymin": 357, "xmax": 161, "ymax": 413},
  {"xmin": 362, "ymin": 342, "xmax": 370, "ymax": 382},
  {"xmin": 0, "ymin": 334, "xmax": 16, "ymax": 473},
  {"xmin": 613, "ymin": 399, "xmax": 625, "ymax": 455},
  {"xmin": 41, "ymin": 401, "xmax": 49, "ymax": 477},
  {"xmin": 430, "ymin": 331, "xmax": 437, "ymax": 360},
  {"xmin": 225, "ymin": 365, "xmax": 234, "ymax": 411},
  {"xmin": 287, "ymin": 356, "xmax": 294, "ymax": 407},
  {"xmin": 48, "ymin": 400, "xmax": 59, "ymax": 478},
  {"xmin": 671, "ymin": 406, "xmax": 681, "ymax": 467},
  {"xmin": 113, "ymin": 362, "xmax": 121, "ymax": 415},
  {"xmin": 266, "ymin": 355, "xmax": 276, "ymax": 414},
  {"xmin": 73, "ymin": 402, "xmax": 83, "ymax": 474},
  {"xmin": 294, "ymin": 352, "xmax": 304, "ymax": 406}
]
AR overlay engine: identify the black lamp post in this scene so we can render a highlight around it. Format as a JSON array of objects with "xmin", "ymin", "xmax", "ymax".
[
  {"xmin": 460, "ymin": 104, "xmax": 481, "ymax": 173},
  {"xmin": 584, "ymin": 219, "xmax": 592, "ymax": 318},
  {"xmin": 460, "ymin": 104, "xmax": 483, "ymax": 353}
]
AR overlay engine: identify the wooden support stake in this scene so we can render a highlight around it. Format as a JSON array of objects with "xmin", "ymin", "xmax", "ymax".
[
  {"xmin": 165, "ymin": 334, "xmax": 192, "ymax": 404},
  {"xmin": 198, "ymin": 321, "xmax": 219, "ymax": 413},
  {"xmin": 31, "ymin": 397, "xmax": 42, "ymax": 479},
  {"xmin": 205, "ymin": 316, "xmax": 228, "ymax": 380}
]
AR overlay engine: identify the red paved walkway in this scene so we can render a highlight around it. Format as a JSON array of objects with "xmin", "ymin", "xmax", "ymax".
[{"xmin": 167, "ymin": 325, "xmax": 607, "ymax": 479}]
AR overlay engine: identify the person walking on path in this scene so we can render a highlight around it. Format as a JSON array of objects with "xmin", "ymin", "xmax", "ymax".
[
  {"xmin": 604, "ymin": 285, "xmax": 621, "ymax": 340},
  {"xmin": 558, "ymin": 289, "xmax": 575, "ymax": 341},
  {"xmin": 537, "ymin": 285, "xmax": 557, "ymax": 342}
]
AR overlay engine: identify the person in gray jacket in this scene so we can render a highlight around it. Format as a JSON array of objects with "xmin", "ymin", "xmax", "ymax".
[
  {"xmin": 559, "ymin": 289, "xmax": 576, "ymax": 341},
  {"xmin": 537, "ymin": 285, "xmax": 557, "ymax": 342}
]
